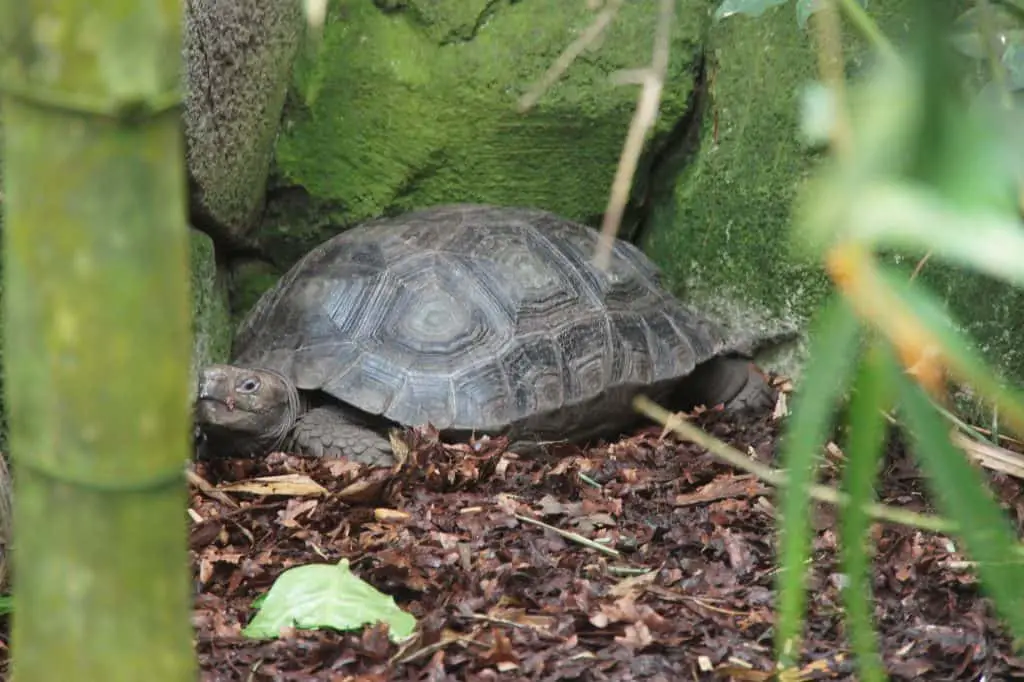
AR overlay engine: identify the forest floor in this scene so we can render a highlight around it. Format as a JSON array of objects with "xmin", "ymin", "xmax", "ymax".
[{"xmin": 13, "ymin": 378, "xmax": 1024, "ymax": 680}]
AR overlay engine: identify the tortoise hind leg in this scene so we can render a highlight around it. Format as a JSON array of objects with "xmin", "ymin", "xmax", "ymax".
[
  {"xmin": 289, "ymin": 405, "xmax": 396, "ymax": 466},
  {"xmin": 678, "ymin": 355, "xmax": 776, "ymax": 412}
]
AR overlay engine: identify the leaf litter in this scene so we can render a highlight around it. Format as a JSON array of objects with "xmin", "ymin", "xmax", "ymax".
[{"xmin": 5, "ymin": 382, "xmax": 1024, "ymax": 679}]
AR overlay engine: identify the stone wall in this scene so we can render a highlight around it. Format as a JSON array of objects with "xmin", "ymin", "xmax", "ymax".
[{"xmin": 639, "ymin": 0, "xmax": 1024, "ymax": 399}]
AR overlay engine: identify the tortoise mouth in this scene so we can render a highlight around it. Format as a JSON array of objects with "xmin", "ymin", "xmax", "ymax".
[{"xmin": 194, "ymin": 397, "xmax": 240, "ymax": 423}]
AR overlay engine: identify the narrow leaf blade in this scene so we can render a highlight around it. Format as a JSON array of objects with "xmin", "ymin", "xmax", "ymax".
[
  {"xmin": 839, "ymin": 343, "xmax": 892, "ymax": 682},
  {"xmin": 898, "ymin": 370, "xmax": 1024, "ymax": 641},
  {"xmin": 776, "ymin": 294, "xmax": 863, "ymax": 665}
]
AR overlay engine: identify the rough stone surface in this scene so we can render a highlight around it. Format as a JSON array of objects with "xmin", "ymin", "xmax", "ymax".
[
  {"xmin": 640, "ymin": 3, "xmax": 825, "ymax": 377},
  {"xmin": 189, "ymin": 229, "xmax": 234, "ymax": 398},
  {"xmin": 244, "ymin": 0, "xmax": 709, "ymax": 299},
  {"xmin": 184, "ymin": 0, "xmax": 305, "ymax": 240},
  {"xmin": 640, "ymin": 1, "xmax": 1024, "ymax": 394}
]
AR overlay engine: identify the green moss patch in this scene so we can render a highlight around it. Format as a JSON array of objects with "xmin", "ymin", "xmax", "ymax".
[{"xmin": 259, "ymin": 0, "xmax": 708, "ymax": 262}]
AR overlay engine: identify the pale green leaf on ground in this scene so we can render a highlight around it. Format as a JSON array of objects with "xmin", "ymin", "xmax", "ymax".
[
  {"xmin": 713, "ymin": 0, "xmax": 789, "ymax": 22},
  {"xmin": 242, "ymin": 559, "xmax": 416, "ymax": 642}
]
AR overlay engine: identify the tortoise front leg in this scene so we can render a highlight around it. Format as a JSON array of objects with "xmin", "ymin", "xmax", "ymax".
[
  {"xmin": 680, "ymin": 356, "xmax": 776, "ymax": 412},
  {"xmin": 288, "ymin": 405, "xmax": 396, "ymax": 466}
]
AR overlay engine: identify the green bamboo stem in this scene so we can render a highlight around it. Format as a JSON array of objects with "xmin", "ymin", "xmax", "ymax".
[{"xmin": 0, "ymin": 1, "xmax": 196, "ymax": 680}]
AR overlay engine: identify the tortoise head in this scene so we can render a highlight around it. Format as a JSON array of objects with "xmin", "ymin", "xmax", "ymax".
[{"xmin": 194, "ymin": 364, "xmax": 301, "ymax": 457}]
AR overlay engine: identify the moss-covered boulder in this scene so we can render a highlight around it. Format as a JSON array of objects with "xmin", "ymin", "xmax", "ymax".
[
  {"xmin": 640, "ymin": 3, "xmax": 828, "ymax": 375},
  {"xmin": 189, "ymin": 229, "xmax": 234, "ymax": 394},
  {"xmin": 640, "ymin": 1, "xmax": 1024, "ymax": 391},
  {"xmin": 249, "ymin": 0, "xmax": 709, "ymax": 276}
]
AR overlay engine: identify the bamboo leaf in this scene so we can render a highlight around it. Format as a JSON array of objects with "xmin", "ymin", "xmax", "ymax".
[
  {"xmin": 775, "ymin": 294, "xmax": 863, "ymax": 666},
  {"xmin": 846, "ymin": 183, "xmax": 1024, "ymax": 289},
  {"xmin": 897, "ymin": 365, "xmax": 1024, "ymax": 642},
  {"xmin": 875, "ymin": 264, "xmax": 1024, "ymax": 436},
  {"xmin": 838, "ymin": 343, "xmax": 892, "ymax": 682}
]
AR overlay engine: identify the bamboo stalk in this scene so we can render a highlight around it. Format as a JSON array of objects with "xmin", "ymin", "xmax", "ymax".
[{"xmin": 0, "ymin": 0, "xmax": 196, "ymax": 679}]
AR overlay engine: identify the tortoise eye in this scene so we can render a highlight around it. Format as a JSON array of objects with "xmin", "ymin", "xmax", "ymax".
[{"xmin": 238, "ymin": 377, "xmax": 260, "ymax": 393}]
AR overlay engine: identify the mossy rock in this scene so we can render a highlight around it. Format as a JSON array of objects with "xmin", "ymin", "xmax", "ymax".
[
  {"xmin": 640, "ymin": 0, "xmax": 1024, "ymax": 405},
  {"xmin": 189, "ymin": 229, "xmax": 234, "ymax": 389},
  {"xmin": 248, "ymin": 0, "xmax": 709, "ymax": 289}
]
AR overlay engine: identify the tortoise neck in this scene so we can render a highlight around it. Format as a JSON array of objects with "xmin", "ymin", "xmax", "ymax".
[{"xmin": 261, "ymin": 367, "xmax": 302, "ymax": 455}]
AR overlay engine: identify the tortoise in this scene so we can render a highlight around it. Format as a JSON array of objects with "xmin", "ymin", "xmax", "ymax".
[{"xmin": 194, "ymin": 204, "xmax": 775, "ymax": 465}]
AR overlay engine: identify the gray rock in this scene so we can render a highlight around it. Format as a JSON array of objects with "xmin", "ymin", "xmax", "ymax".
[{"xmin": 183, "ymin": 0, "xmax": 306, "ymax": 239}]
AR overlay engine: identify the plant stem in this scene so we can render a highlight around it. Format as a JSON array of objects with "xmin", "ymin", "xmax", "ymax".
[{"xmin": 838, "ymin": 0, "xmax": 901, "ymax": 63}]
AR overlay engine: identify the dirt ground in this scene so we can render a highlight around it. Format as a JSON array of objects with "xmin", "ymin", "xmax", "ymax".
[{"xmin": 8, "ymin": 385, "xmax": 1024, "ymax": 680}]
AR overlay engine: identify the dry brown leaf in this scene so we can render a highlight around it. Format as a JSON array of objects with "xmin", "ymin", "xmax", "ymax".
[
  {"xmin": 608, "ymin": 569, "xmax": 658, "ymax": 599},
  {"xmin": 375, "ymin": 508, "xmax": 411, "ymax": 523},
  {"xmin": 219, "ymin": 474, "xmax": 328, "ymax": 497},
  {"xmin": 673, "ymin": 474, "xmax": 769, "ymax": 507}
]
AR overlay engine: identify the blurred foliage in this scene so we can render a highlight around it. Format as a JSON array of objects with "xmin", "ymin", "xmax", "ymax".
[
  {"xmin": 715, "ymin": 0, "xmax": 868, "ymax": 28},
  {"xmin": 709, "ymin": 0, "xmax": 1024, "ymax": 676}
]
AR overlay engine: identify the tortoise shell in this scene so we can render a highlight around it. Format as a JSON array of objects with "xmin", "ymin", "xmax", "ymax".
[{"xmin": 232, "ymin": 205, "xmax": 732, "ymax": 438}]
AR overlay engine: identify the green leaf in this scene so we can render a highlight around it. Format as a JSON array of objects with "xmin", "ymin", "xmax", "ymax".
[
  {"xmin": 843, "ymin": 182, "xmax": 1024, "ymax": 287},
  {"xmin": 775, "ymin": 295, "xmax": 863, "ymax": 666},
  {"xmin": 874, "ymin": 264, "xmax": 1024, "ymax": 437},
  {"xmin": 838, "ymin": 343, "xmax": 891, "ymax": 682},
  {"xmin": 951, "ymin": 4, "xmax": 1024, "ymax": 61},
  {"xmin": 242, "ymin": 559, "xmax": 417, "ymax": 642},
  {"xmin": 795, "ymin": 38, "xmax": 1020, "ymax": 255},
  {"xmin": 1002, "ymin": 43, "xmax": 1024, "ymax": 89},
  {"xmin": 714, "ymin": 0, "xmax": 789, "ymax": 22},
  {"xmin": 897, "ymin": 366, "xmax": 1024, "ymax": 642},
  {"xmin": 971, "ymin": 81, "xmax": 1024, "ymax": 185},
  {"xmin": 796, "ymin": 0, "xmax": 868, "ymax": 30},
  {"xmin": 797, "ymin": 81, "xmax": 836, "ymax": 147}
]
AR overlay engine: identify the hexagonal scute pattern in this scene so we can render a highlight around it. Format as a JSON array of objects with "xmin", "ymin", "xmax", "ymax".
[{"xmin": 232, "ymin": 204, "xmax": 731, "ymax": 435}]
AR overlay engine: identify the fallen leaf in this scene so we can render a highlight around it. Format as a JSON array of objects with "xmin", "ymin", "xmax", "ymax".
[{"xmin": 220, "ymin": 474, "xmax": 328, "ymax": 497}]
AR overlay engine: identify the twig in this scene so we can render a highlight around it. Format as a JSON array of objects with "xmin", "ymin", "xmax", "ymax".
[
  {"xmin": 517, "ymin": 0, "xmax": 625, "ymax": 113},
  {"xmin": 514, "ymin": 512, "xmax": 621, "ymax": 557},
  {"xmin": 632, "ymin": 395, "xmax": 958, "ymax": 534},
  {"xmin": 811, "ymin": 0, "xmax": 852, "ymax": 160},
  {"xmin": 592, "ymin": 0, "xmax": 675, "ymax": 271},
  {"xmin": 461, "ymin": 613, "xmax": 565, "ymax": 641},
  {"xmin": 836, "ymin": 0, "xmax": 900, "ymax": 63},
  {"xmin": 909, "ymin": 251, "xmax": 932, "ymax": 281},
  {"xmin": 186, "ymin": 466, "xmax": 239, "ymax": 509}
]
